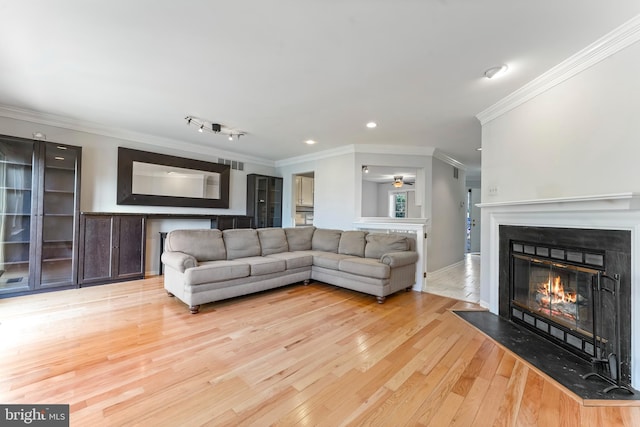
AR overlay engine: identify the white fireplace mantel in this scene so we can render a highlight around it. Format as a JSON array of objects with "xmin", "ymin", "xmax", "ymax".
[{"xmin": 479, "ymin": 192, "xmax": 640, "ymax": 387}]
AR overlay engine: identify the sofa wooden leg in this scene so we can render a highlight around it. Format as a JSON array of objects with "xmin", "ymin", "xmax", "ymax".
[
  {"xmin": 189, "ymin": 305, "xmax": 200, "ymax": 314},
  {"xmin": 405, "ymin": 287, "xmax": 412, "ymax": 292},
  {"xmin": 377, "ymin": 296, "xmax": 386, "ymax": 304},
  {"xmin": 303, "ymin": 279, "xmax": 310, "ymax": 285},
  {"xmin": 167, "ymin": 291, "xmax": 175, "ymax": 297}
]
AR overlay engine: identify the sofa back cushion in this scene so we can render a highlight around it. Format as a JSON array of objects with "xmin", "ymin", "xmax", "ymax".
[
  {"xmin": 257, "ymin": 228, "xmax": 289, "ymax": 255},
  {"xmin": 223, "ymin": 229, "xmax": 261, "ymax": 260},
  {"xmin": 312, "ymin": 228, "xmax": 342, "ymax": 253},
  {"xmin": 284, "ymin": 226, "xmax": 315, "ymax": 251},
  {"xmin": 338, "ymin": 230, "xmax": 367, "ymax": 257},
  {"xmin": 165, "ymin": 229, "xmax": 226, "ymax": 262},
  {"xmin": 364, "ymin": 233, "xmax": 409, "ymax": 259}
]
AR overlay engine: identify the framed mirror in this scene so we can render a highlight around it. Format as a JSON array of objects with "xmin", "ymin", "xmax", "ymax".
[{"xmin": 117, "ymin": 147, "xmax": 230, "ymax": 208}]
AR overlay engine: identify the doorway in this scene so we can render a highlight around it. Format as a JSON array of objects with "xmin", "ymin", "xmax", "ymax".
[
  {"xmin": 293, "ymin": 172, "xmax": 314, "ymax": 226},
  {"xmin": 466, "ymin": 187, "xmax": 481, "ymax": 253}
]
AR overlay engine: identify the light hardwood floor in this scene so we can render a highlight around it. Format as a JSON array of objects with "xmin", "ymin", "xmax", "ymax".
[{"xmin": 1, "ymin": 277, "xmax": 639, "ymax": 426}]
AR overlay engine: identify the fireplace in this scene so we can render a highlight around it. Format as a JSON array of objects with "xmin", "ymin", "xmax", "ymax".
[{"xmin": 499, "ymin": 226, "xmax": 632, "ymax": 390}]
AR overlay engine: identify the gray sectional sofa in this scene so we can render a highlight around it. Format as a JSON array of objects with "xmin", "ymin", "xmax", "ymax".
[{"xmin": 161, "ymin": 226, "xmax": 419, "ymax": 313}]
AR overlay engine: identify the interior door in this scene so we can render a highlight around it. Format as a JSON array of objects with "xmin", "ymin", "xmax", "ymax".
[{"xmin": 468, "ymin": 187, "xmax": 481, "ymax": 253}]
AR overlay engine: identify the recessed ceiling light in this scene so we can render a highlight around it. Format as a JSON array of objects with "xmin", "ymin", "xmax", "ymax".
[
  {"xmin": 366, "ymin": 122, "xmax": 377, "ymax": 129},
  {"xmin": 484, "ymin": 64, "xmax": 509, "ymax": 79},
  {"xmin": 305, "ymin": 140, "xmax": 316, "ymax": 145}
]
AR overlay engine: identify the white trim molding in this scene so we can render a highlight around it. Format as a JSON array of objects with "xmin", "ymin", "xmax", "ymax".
[
  {"xmin": 477, "ymin": 14, "xmax": 640, "ymax": 125},
  {"xmin": 275, "ymin": 144, "xmax": 462, "ymax": 168},
  {"xmin": 433, "ymin": 149, "xmax": 467, "ymax": 170}
]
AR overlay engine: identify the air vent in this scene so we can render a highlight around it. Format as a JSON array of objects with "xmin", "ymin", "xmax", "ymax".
[
  {"xmin": 453, "ymin": 167, "xmax": 459, "ymax": 179},
  {"xmin": 218, "ymin": 158, "xmax": 244, "ymax": 171}
]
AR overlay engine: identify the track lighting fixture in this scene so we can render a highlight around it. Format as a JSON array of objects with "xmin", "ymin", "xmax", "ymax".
[{"xmin": 184, "ymin": 116, "xmax": 245, "ymax": 140}]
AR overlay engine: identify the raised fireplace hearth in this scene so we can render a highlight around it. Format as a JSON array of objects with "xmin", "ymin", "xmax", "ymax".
[{"xmin": 499, "ymin": 226, "xmax": 631, "ymax": 391}]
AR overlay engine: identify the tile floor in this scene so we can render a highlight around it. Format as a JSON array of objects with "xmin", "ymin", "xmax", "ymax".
[{"xmin": 424, "ymin": 253, "xmax": 480, "ymax": 303}]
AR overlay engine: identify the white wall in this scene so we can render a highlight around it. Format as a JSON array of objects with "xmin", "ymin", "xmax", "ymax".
[
  {"xmin": 0, "ymin": 115, "xmax": 276, "ymax": 274},
  {"xmin": 277, "ymin": 152, "xmax": 357, "ymax": 230},
  {"xmin": 481, "ymin": 40, "xmax": 640, "ymax": 203},
  {"xmin": 429, "ymin": 157, "xmax": 467, "ymax": 271},
  {"xmin": 361, "ymin": 180, "xmax": 378, "ymax": 216}
]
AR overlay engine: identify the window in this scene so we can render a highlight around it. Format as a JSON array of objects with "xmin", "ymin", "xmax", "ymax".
[{"xmin": 391, "ymin": 192, "xmax": 407, "ymax": 218}]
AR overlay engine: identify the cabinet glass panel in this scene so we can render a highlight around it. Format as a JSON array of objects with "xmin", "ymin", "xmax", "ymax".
[
  {"xmin": 40, "ymin": 143, "xmax": 78, "ymax": 286},
  {"xmin": 0, "ymin": 139, "xmax": 34, "ymax": 292},
  {"xmin": 256, "ymin": 176, "xmax": 269, "ymax": 228},
  {"xmin": 270, "ymin": 178, "xmax": 282, "ymax": 227}
]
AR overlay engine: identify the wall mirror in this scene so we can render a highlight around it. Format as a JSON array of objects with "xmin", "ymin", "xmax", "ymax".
[{"xmin": 117, "ymin": 147, "xmax": 230, "ymax": 208}]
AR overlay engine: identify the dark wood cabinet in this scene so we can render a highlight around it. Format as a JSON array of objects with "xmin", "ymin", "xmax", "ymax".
[
  {"xmin": 78, "ymin": 214, "xmax": 146, "ymax": 285},
  {"xmin": 0, "ymin": 135, "xmax": 81, "ymax": 297},
  {"xmin": 246, "ymin": 174, "xmax": 283, "ymax": 228}
]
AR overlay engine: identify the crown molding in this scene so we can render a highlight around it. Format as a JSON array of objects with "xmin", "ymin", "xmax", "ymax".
[
  {"xmin": 274, "ymin": 144, "xmax": 356, "ymax": 167},
  {"xmin": 275, "ymin": 144, "xmax": 443, "ymax": 167},
  {"xmin": 477, "ymin": 14, "xmax": 640, "ymax": 125},
  {"xmin": 352, "ymin": 144, "xmax": 436, "ymax": 156},
  {"xmin": 433, "ymin": 149, "xmax": 466, "ymax": 170},
  {"xmin": 0, "ymin": 104, "xmax": 275, "ymax": 167}
]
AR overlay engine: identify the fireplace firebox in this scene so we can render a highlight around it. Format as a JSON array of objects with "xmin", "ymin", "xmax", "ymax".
[
  {"xmin": 510, "ymin": 243, "xmax": 601, "ymax": 359},
  {"xmin": 499, "ymin": 226, "xmax": 632, "ymax": 392}
]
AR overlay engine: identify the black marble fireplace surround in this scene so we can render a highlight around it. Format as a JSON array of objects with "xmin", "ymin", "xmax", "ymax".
[{"xmin": 499, "ymin": 226, "xmax": 632, "ymax": 388}]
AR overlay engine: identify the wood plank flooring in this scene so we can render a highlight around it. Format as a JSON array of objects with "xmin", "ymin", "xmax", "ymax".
[{"xmin": 1, "ymin": 278, "xmax": 639, "ymax": 426}]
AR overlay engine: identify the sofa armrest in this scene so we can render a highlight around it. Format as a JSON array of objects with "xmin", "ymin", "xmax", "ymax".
[
  {"xmin": 161, "ymin": 251, "xmax": 197, "ymax": 273},
  {"xmin": 380, "ymin": 251, "xmax": 418, "ymax": 268}
]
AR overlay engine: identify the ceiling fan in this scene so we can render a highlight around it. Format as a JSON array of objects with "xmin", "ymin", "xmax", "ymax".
[{"xmin": 391, "ymin": 176, "xmax": 414, "ymax": 188}]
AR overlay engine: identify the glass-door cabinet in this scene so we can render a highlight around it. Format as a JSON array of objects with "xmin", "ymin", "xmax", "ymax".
[
  {"xmin": 38, "ymin": 142, "xmax": 81, "ymax": 288},
  {"xmin": 0, "ymin": 139, "xmax": 36, "ymax": 294},
  {"xmin": 0, "ymin": 135, "xmax": 81, "ymax": 296},
  {"xmin": 246, "ymin": 174, "xmax": 283, "ymax": 228}
]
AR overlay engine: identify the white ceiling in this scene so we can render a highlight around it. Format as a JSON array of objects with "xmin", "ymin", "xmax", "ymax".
[{"xmin": 1, "ymin": 1, "xmax": 639, "ymax": 178}]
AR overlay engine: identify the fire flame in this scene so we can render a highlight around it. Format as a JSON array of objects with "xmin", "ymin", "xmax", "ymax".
[{"xmin": 538, "ymin": 276, "xmax": 576, "ymax": 305}]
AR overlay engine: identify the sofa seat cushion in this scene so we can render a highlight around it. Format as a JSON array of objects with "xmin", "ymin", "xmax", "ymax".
[
  {"xmin": 185, "ymin": 260, "xmax": 250, "ymax": 286},
  {"xmin": 338, "ymin": 257, "xmax": 390, "ymax": 280},
  {"xmin": 266, "ymin": 252, "xmax": 313, "ymax": 270},
  {"xmin": 311, "ymin": 252, "xmax": 356, "ymax": 270},
  {"xmin": 239, "ymin": 256, "xmax": 287, "ymax": 276}
]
